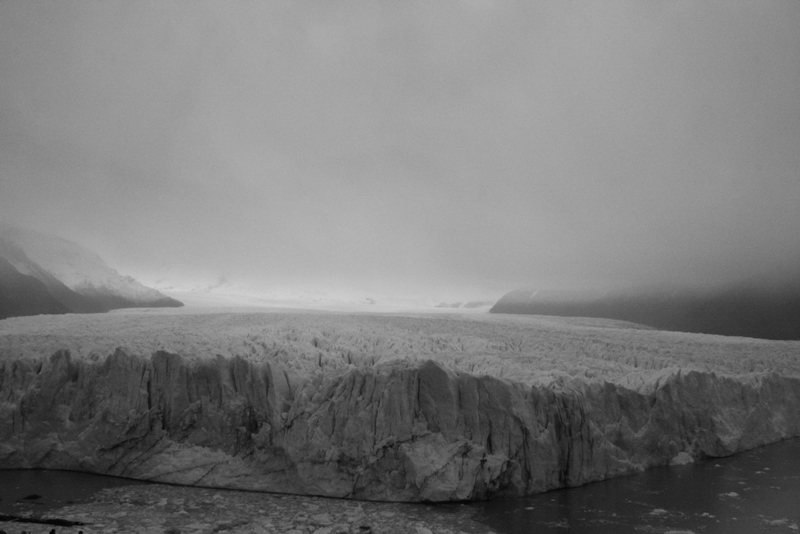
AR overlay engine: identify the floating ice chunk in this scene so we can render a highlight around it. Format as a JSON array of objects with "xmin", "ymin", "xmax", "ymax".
[
  {"xmin": 670, "ymin": 452, "xmax": 694, "ymax": 465},
  {"xmin": 766, "ymin": 519, "xmax": 789, "ymax": 526}
]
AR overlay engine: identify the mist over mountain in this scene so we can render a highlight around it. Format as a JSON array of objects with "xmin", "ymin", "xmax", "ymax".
[
  {"xmin": 491, "ymin": 277, "xmax": 800, "ymax": 340},
  {"xmin": 1, "ymin": 2, "xmax": 798, "ymax": 305},
  {"xmin": 0, "ymin": 225, "xmax": 182, "ymax": 319}
]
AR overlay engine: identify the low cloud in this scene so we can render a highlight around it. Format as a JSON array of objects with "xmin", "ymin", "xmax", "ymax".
[{"xmin": 1, "ymin": 1, "xmax": 798, "ymax": 299}]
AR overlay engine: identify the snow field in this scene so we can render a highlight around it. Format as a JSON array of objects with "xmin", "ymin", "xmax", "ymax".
[{"xmin": 1, "ymin": 309, "xmax": 798, "ymax": 389}]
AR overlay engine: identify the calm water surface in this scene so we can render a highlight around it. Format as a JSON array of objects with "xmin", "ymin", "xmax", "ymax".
[
  {"xmin": 0, "ymin": 469, "xmax": 149, "ymax": 516},
  {"xmin": 473, "ymin": 437, "xmax": 800, "ymax": 534},
  {"xmin": 2, "ymin": 439, "xmax": 799, "ymax": 533}
]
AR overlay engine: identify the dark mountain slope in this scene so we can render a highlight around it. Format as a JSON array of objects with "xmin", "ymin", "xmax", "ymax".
[
  {"xmin": 0, "ymin": 225, "xmax": 182, "ymax": 319},
  {"xmin": 0, "ymin": 237, "xmax": 106, "ymax": 313},
  {"xmin": 491, "ymin": 281, "xmax": 800, "ymax": 340},
  {"xmin": 0, "ymin": 256, "xmax": 69, "ymax": 319}
]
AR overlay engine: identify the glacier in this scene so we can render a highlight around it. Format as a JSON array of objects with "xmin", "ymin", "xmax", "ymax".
[{"xmin": 1, "ymin": 311, "xmax": 799, "ymax": 502}]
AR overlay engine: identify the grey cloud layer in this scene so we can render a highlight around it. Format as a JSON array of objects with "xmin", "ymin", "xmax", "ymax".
[{"xmin": 1, "ymin": 1, "xmax": 799, "ymax": 295}]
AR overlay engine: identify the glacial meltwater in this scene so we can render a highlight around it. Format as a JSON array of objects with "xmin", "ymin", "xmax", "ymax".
[
  {"xmin": 474, "ymin": 437, "xmax": 800, "ymax": 534},
  {"xmin": 0, "ymin": 469, "xmax": 150, "ymax": 516},
  {"xmin": 1, "ymin": 439, "xmax": 799, "ymax": 533}
]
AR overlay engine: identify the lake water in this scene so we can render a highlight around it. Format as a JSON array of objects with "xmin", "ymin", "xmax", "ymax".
[
  {"xmin": 0, "ymin": 469, "xmax": 150, "ymax": 517},
  {"xmin": 2, "ymin": 439, "xmax": 799, "ymax": 533},
  {"xmin": 473, "ymin": 437, "xmax": 800, "ymax": 534}
]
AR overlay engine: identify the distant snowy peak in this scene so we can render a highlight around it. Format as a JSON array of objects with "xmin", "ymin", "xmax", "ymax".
[{"xmin": 0, "ymin": 224, "xmax": 181, "ymax": 318}]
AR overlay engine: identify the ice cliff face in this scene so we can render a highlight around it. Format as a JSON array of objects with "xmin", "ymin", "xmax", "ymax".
[{"xmin": 2, "ymin": 348, "xmax": 799, "ymax": 501}]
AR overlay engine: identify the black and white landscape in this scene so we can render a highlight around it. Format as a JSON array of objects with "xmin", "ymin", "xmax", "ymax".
[{"xmin": 1, "ymin": 2, "xmax": 799, "ymax": 533}]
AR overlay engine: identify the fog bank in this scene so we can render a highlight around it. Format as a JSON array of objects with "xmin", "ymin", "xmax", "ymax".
[{"xmin": 2, "ymin": 1, "xmax": 798, "ymax": 300}]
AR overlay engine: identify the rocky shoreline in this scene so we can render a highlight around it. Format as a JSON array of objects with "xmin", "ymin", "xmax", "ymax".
[{"xmin": 0, "ymin": 483, "xmax": 495, "ymax": 534}]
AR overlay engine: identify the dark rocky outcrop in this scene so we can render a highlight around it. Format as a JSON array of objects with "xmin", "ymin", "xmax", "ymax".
[{"xmin": 2, "ymin": 349, "xmax": 799, "ymax": 501}]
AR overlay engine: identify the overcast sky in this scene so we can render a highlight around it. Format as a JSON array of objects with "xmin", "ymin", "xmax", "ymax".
[{"xmin": 1, "ymin": 1, "xmax": 799, "ymax": 299}]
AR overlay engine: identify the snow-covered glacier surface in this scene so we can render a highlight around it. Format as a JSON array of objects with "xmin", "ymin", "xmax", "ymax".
[{"xmin": 1, "ymin": 310, "xmax": 799, "ymax": 502}]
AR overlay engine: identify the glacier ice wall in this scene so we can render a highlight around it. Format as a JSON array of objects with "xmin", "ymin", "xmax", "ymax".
[{"xmin": 2, "ymin": 349, "xmax": 799, "ymax": 501}]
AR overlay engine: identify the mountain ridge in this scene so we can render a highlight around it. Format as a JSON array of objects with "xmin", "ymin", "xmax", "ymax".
[
  {"xmin": 0, "ymin": 225, "xmax": 182, "ymax": 319},
  {"xmin": 490, "ymin": 279, "xmax": 800, "ymax": 340}
]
